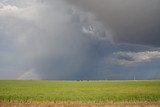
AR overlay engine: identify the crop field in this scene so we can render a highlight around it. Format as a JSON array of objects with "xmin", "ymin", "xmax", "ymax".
[{"xmin": 0, "ymin": 80, "xmax": 160, "ymax": 106}]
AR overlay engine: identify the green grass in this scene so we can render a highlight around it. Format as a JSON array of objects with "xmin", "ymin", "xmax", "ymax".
[{"xmin": 0, "ymin": 80, "xmax": 160, "ymax": 102}]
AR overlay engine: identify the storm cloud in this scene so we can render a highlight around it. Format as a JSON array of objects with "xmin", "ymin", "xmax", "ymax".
[
  {"xmin": 0, "ymin": 0, "xmax": 160, "ymax": 80},
  {"xmin": 66, "ymin": 0, "xmax": 160, "ymax": 46},
  {"xmin": 0, "ymin": 0, "xmax": 114, "ymax": 79}
]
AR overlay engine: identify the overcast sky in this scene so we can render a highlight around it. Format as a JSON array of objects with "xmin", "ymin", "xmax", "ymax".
[{"xmin": 0, "ymin": 0, "xmax": 160, "ymax": 80}]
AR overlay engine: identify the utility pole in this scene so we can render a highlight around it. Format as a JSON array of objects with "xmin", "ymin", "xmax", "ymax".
[{"xmin": 134, "ymin": 75, "xmax": 136, "ymax": 80}]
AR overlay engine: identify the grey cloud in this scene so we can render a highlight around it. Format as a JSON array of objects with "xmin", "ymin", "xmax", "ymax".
[
  {"xmin": 112, "ymin": 51, "xmax": 160, "ymax": 65},
  {"xmin": 0, "ymin": 0, "xmax": 160, "ymax": 80},
  {"xmin": 0, "ymin": 0, "xmax": 113, "ymax": 80},
  {"xmin": 66, "ymin": 0, "xmax": 160, "ymax": 47}
]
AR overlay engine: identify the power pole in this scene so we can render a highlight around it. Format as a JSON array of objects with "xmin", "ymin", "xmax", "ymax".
[{"xmin": 134, "ymin": 75, "xmax": 136, "ymax": 80}]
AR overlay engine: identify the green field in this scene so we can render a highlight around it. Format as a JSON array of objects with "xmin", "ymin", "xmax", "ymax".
[{"xmin": 0, "ymin": 80, "xmax": 160, "ymax": 103}]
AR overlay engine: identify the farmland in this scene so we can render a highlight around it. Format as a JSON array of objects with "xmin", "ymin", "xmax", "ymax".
[{"xmin": 0, "ymin": 80, "xmax": 160, "ymax": 106}]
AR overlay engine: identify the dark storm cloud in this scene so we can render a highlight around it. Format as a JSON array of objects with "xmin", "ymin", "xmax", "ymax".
[
  {"xmin": 66, "ymin": 0, "xmax": 160, "ymax": 47},
  {"xmin": 0, "ymin": 0, "xmax": 115, "ymax": 80},
  {"xmin": 0, "ymin": 0, "xmax": 160, "ymax": 80}
]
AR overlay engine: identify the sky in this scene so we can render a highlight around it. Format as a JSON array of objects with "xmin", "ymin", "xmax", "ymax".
[{"xmin": 0, "ymin": 0, "xmax": 160, "ymax": 80}]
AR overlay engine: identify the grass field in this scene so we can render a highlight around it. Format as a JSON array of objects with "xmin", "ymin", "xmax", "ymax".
[{"xmin": 0, "ymin": 80, "xmax": 160, "ymax": 103}]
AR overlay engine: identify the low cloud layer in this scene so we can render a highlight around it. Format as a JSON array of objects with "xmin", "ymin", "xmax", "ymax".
[{"xmin": 112, "ymin": 51, "xmax": 160, "ymax": 65}]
